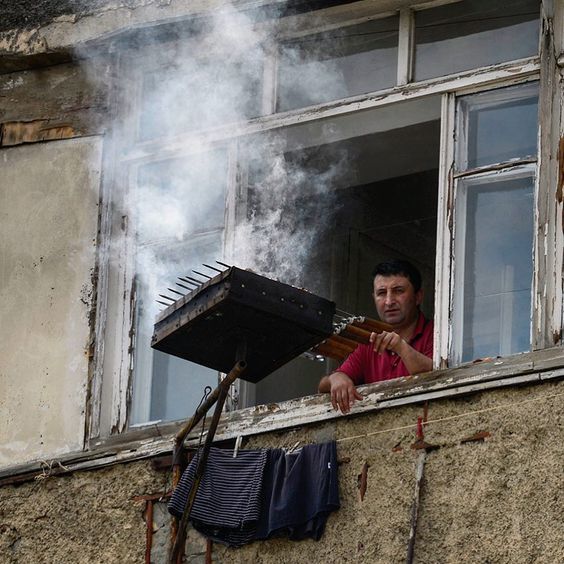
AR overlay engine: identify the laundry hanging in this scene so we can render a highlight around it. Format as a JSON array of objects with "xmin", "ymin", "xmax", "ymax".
[{"xmin": 168, "ymin": 441, "xmax": 340, "ymax": 547}]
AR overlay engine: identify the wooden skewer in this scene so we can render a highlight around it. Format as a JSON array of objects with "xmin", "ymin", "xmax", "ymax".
[
  {"xmin": 311, "ymin": 316, "xmax": 393, "ymax": 360},
  {"xmin": 351, "ymin": 317, "xmax": 392, "ymax": 334},
  {"xmin": 330, "ymin": 334, "xmax": 361, "ymax": 350},
  {"xmin": 315, "ymin": 339, "xmax": 355, "ymax": 356},
  {"xmin": 311, "ymin": 343, "xmax": 347, "ymax": 361},
  {"xmin": 339, "ymin": 324, "xmax": 373, "ymax": 344}
]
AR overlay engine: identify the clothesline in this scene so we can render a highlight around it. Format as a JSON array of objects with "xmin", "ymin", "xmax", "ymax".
[{"xmin": 336, "ymin": 387, "xmax": 564, "ymax": 443}]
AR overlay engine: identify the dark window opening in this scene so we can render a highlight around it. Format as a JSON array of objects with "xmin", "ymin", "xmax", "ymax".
[{"xmin": 242, "ymin": 99, "xmax": 441, "ymax": 405}]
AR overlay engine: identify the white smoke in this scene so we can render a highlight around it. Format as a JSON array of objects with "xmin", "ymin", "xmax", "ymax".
[
  {"xmin": 77, "ymin": 3, "xmax": 349, "ymax": 420},
  {"xmin": 96, "ymin": 4, "xmax": 348, "ymax": 310},
  {"xmin": 234, "ymin": 133, "xmax": 347, "ymax": 287}
]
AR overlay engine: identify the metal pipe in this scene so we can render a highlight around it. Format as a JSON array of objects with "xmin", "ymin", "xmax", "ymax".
[
  {"xmin": 169, "ymin": 360, "xmax": 247, "ymax": 564},
  {"xmin": 145, "ymin": 500, "xmax": 154, "ymax": 564},
  {"xmin": 406, "ymin": 451, "xmax": 426, "ymax": 564},
  {"xmin": 174, "ymin": 360, "xmax": 247, "ymax": 446}
]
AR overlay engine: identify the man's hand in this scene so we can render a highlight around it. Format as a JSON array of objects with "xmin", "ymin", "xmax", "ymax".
[
  {"xmin": 319, "ymin": 372, "xmax": 363, "ymax": 414},
  {"xmin": 370, "ymin": 331, "xmax": 433, "ymax": 375},
  {"xmin": 370, "ymin": 330, "xmax": 406, "ymax": 355}
]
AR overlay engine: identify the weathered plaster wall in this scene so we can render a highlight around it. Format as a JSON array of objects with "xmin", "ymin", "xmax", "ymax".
[
  {"xmin": 0, "ymin": 62, "xmax": 108, "ymax": 140},
  {"xmin": 0, "ymin": 136, "xmax": 102, "ymax": 467},
  {"xmin": 215, "ymin": 379, "xmax": 564, "ymax": 563},
  {"xmin": 0, "ymin": 460, "xmax": 168, "ymax": 564},
  {"xmin": 2, "ymin": 380, "xmax": 564, "ymax": 563}
]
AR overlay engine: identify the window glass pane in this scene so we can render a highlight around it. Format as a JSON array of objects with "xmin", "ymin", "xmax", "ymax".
[
  {"xmin": 156, "ymin": 236, "xmax": 223, "ymax": 422},
  {"xmin": 414, "ymin": 0, "xmax": 540, "ymax": 82},
  {"xmin": 130, "ymin": 150, "xmax": 227, "ymax": 425},
  {"xmin": 456, "ymin": 171, "xmax": 534, "ymax": 363},
  {"xmin": 277, "ymin": 16, "xmax": 399, "ymax": 112},
  {"xmin": 456, "ymin": 83, "xmax": 538, "ymax": 171},
  {"xmin": 131, "ymin": 236, "xmax": 222, "ymax": 425},
  {"xmin": 139, "ymin": 53, "xmax": 263, "ymax": 141}
]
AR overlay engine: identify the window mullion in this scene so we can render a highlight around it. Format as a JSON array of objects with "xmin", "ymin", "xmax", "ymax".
[
  {"xmin": 434, "ymin": 92, "xmax": 455, "ymax": 369},
  {"xmin": 262, "ymin": 39, "xmax": 278, "ymax": 116},
  {"xmin": 224, "ymin": 140, "xmax": 239, "ymax": 259},
  {"xmin": 397, "ymin": 8, "xmax": 414, "ymax": 86}
]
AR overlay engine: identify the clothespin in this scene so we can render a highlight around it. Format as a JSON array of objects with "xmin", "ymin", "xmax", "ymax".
[{"xmin": 233, "ymin": 435, "xmax": 243, "ymax": 458}]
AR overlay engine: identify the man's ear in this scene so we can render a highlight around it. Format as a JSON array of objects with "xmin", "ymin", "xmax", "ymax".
[{"xmin": 415, "ymin": 288, "xmax": 423, "ymax": 307}]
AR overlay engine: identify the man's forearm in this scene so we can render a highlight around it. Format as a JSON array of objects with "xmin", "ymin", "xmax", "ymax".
[{"xmin": 398, "ymin": 341, "xmax": 433, "ymax": 375}]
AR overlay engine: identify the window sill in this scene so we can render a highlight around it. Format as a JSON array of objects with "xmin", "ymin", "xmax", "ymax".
[
  {"xmin": 187, "ymin": 345, "xmax": 564, "ymax": 445},
  {"xmin": 2, "ymin": 346, "xmax": 563, "ymax": 484}
]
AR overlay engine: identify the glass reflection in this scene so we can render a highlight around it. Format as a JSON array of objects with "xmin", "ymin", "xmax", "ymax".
[
  {"xmin": 130, "ymin": 151, "xmax": 227, "ymax": 425},
  {"xmin": 457, "ymin": 82, "xmax": 538, "ymax": 171},
  {"xmin": 277, "ymin": 16, "xmax": 399, "ymax": 112},
  {"xmin": 415, "ymin": 0, "xmax": 539, "ymax": 82},
  {"xmin": 458, "ymin": 172, "xmax": 534, "ymax": 363}
]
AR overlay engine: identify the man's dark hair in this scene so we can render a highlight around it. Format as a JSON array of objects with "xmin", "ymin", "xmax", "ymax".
[{"xmin": 372, "ymin": 260, "xmax": 422, "ymax": 293}]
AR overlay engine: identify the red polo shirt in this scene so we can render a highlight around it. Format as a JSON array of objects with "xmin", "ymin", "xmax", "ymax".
[{"xmin": 338, "ymin": 313, "xmax": 433, "ymax": 385}]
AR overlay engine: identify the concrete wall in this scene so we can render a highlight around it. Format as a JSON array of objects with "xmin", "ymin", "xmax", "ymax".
[
  {"xmin": 2, "ymin": 379, "xmax": 564, "ymax": 563},
  {"xmin": 0, "ymin": 136, "xmax": 102, "ymax": 467}
]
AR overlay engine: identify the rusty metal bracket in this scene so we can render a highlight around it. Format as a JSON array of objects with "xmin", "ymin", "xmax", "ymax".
[{"xmin": 168, "ymin": 360, "xmax": 247, "ymax": 564}]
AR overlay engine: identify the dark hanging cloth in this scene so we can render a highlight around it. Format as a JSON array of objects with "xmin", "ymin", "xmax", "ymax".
[
  {"xmin": 255, "ymin": 441, "xmax": 340, "ymax": 542},
  {"xmin": 168, "ymin": 441, "xmax": 340, "ymax": 547}
]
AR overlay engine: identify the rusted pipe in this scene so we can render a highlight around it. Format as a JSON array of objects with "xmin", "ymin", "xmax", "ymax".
[
  {"xmin": 169, "ymin": 361, "xmax": 247, "ymax": 564},
  {"xmin": 174, "ymin": 360, "xmax": 247, "ymax": 446},
  {"xmin": 406, "ymin": 451, "xmax": 426, "ymax": 564},
  {"xmin": 145, "ymin": 500, "xmax": 154, "ymax": 564},
  {"xmin": 205, "ymin": 539, "xmax": 213, "ymax": 564}
]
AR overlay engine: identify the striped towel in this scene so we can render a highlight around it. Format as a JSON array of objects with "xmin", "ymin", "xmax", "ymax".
[{"xmin": 168, "ymin": 447, "xmax": 268, "ymax": 547}]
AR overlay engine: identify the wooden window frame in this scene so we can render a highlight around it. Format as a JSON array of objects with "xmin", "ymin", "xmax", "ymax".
[{"xmin": 87, "ymin": 0, "xmax": 562, "ymax": 452}]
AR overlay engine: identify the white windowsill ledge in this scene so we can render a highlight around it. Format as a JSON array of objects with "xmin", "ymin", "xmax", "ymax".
[{"xmin": 2, "ymin": 346, "xmax": 563, "ymax": 483}]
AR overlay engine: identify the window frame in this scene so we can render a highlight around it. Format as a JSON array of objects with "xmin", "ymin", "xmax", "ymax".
[
  {"xmin": 87, "ymin": 0, "xmax": 562, "ymax": 447},
  {"xmin": 450, "ymin": 163, "xmax": 538, "ymax": 364}
]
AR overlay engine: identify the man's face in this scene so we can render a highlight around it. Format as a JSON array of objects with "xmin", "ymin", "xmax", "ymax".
[{"xmin": 373, "ymin": 274, "xmax": 422, "ymax": 328}]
